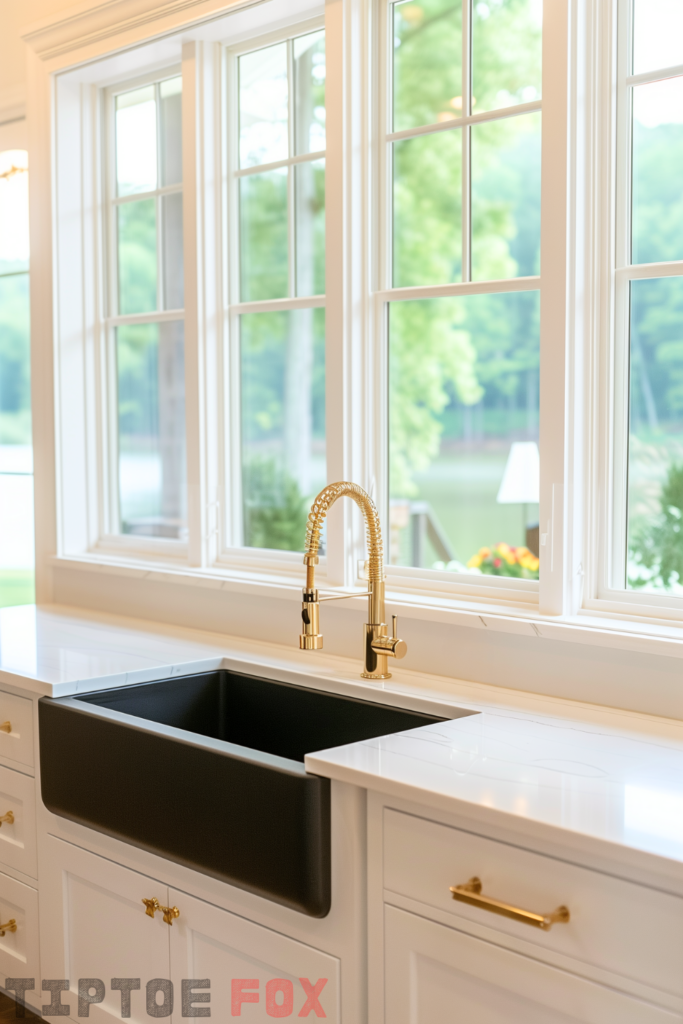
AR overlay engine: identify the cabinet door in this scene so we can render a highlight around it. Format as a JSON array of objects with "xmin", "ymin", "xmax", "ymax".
[
  {"xmin": 384, "ymin": 906, "xmax": 679, "ymax": 1024},
  {"xmin": 0, "ymin": 869, "xmax": 40, "ymax": 1009},
  {"xmin": 169, "ymin": 888, "xmax": 340, "ymax": 1022},
  {"xmin": 41, "ymin": 836, "xmax": 172, "ymax": 1024}
]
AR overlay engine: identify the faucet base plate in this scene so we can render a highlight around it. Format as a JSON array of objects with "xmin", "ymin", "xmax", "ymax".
[{"xmin": 360, "ymin": 671, "xmax": 392, "ymax": 680}]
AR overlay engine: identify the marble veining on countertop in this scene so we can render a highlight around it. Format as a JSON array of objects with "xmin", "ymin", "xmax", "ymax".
[{"xmin": 3, "ymin": 603, "xmax": 683, "ymax": 877}]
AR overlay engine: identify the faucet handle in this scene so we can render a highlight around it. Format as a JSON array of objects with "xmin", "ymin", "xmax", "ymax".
[{"xmin": 371, "ymin": 617, "xmax": 407, "ymax": 660}]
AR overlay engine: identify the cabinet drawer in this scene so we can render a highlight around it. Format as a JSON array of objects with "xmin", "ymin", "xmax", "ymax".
[
  {"xmin": 0, "ymin": 868, "xmax": 39, "ymax": 1004},
  {"xmin": 384, "ymin": 809, "xmax": 683, "ymax": 1001},
  {"xmin": 0, "ymin": 691, "xmax": 33, "ymax": 769},
  {"xmin": 385, "ymin": 905, "xmax": 678, "ymax": 1024},
  {"xmin": 0, "ymin": 766, "xmax": 36, "ymax": 878}
]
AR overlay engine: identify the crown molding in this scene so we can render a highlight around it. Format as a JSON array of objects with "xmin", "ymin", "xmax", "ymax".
[{"xmin": 21, "ymin": 0, "xmax": 255, "ymax": 64}]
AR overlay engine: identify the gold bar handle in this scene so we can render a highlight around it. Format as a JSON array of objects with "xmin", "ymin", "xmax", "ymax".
[
  {"xmin": 0, "ymin": 722, "xmax": 11, "ymax": 734},
  {"xmin": 0, "ymin": 812, "xmax": 14, "ymax": 827},
  {"xmin": 450, "ymin": 877, "xmax": 570, "ymax": 931},
  {"xmin": 0, "ymin": 918, "xmax": 17, "ymax": 936}
]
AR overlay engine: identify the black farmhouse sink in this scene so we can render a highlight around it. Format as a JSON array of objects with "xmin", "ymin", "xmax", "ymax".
[{"xmin": 39, "ymin": 670, "xmax": 450, "ymax": 917}]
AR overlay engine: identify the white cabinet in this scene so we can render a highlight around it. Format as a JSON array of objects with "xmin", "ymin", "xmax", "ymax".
[
  {"xmin": 41, "ymin": 836, "xmax": 172, "ymax": 1024},
  {"xmin": 41, "ymin": 835, "xmax": 341, "ymax": 1023},
  {"xmin": 0, "ymin": 868, "xmax": 40, "ymax": 1002},
  {"xmin": 0, "ymin": 692, "xmax": 34, "ymax": 769},
  {"xmin": 0, "ymin": 765, "xmax": 37, "ymax": 878},
  {"xmin": 385, "ymin": 905, "xmax": 679, "ymax": 1024},
  {"xmin": 384, "ymin": 808, "xmax": 683, "ymax": 1001},
  {"xmin": 169, "ymin": 887, "xmax": 340, "ymax": 1021}
]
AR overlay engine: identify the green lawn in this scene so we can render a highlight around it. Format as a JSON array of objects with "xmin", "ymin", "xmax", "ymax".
[{"xmin": 0, "ymin": 571, "xmax": 35, "ymax": 608}]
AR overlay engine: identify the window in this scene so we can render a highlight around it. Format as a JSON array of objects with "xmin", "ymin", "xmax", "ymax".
[
  {"xmin": 609, "ymin": 0, "xmax": 683, "ymax": 602},
  {"xmin": 227, "ymin": 26, "xmax": 327, "ymax": 556},
  {"xmin": 47, "ymin": 0, "xmax": 614, "ymax": 625},
  {"xmin": 0, "ymin": 149, "xmax": 34, "ymax": 608},
  {"xmin": 107, "ymin": 73, "xmax": 186, "ymax": 541},
  {"xmin": 383, "ymin": 0, "xmax": 542, "ymax": 584}
]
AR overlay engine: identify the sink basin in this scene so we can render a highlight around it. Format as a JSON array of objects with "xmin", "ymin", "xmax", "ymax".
[{"xmin": 39, "ymin": 670, "xmax": 452, "ymax": 916}]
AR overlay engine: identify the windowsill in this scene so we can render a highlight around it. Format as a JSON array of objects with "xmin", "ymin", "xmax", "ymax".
[{"xmin": 49, "ymin": 552, "xmax": 683, "ymax": 661}]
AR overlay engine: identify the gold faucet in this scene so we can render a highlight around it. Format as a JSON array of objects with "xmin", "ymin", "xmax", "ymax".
[{"xmin": 299, "ymin": 482, "xmax": 407, "ymax": 679}]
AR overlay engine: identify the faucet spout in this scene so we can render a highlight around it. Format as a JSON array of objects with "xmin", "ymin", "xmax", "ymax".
[{"xmin": 298, "ymin": 482, "xmax": 407, "ymax": 679}]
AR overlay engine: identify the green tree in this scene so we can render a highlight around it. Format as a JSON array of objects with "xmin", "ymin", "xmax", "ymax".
[
  {"xmin": 629, "ymin": 463, "xmax": 683, "ymax": 589},
  {"xmin": 390, "ymin": 0, "xmax": 542, "ymax": 501}
]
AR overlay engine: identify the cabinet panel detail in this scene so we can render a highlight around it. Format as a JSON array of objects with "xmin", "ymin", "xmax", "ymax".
[
  {"xmin": 0, "ymin": 765, "xmax": 37, "ymax": 877},
  {"xmin": 385, "ymin": 905, "xmax": 678, "ymax": 1024},
  {"xmin": 0, "ymin": 692, "xmax": 34, "ymax": 769},
  {"xmin": 384, "ymin": 808, "xmax": 683, "ymax": 997},
  {"xmin": 169, "ymin": 887, "xmax": 340, "ymax": 1022}
]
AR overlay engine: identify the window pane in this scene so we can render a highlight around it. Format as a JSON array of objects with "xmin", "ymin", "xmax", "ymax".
[
  {"xmin": 472, "ymin": 0, "xmax": 542, "ymax": 114},
  {"xmin": 240, "ymin": 310, "xmax": 326, "ymax": 551},
  {"xmin": 296, "ymin": 159, "xmax": 325, "ymax": 297},
  {"xmin": 632, "ymin": 77, "xmax": 683, "ymax": 265},
  {"xmin": 389, "ymin": 291, "xmax": 540, "ymax": 576},
  {"xmin": 118, "ymin": 199, "xmax": 157, "ymax": 314},
  {"xmin": 0, "ymin": 150, "xmax": 34, "ymax": 607},
  {"xmin": 633, "ymin": 0, "xmax": 683, "ymax": 76},
  {"xmin": 0, "ymin": 274, "xmax": 31, "ymax": 445},
  {"xmin": 0, "ymin": 469, "xmax": 34, "ymax": 608},
  {"xmin": 116, "ymin": 86, "xmax": 157, "ymax": 196},
  {"xmin": 162, "ymin": 192, "xmax": 184, "ymax": 309},
  {"xmin": 0, "ymin": 151, "xmax": 29, "ymax": 274},
  {"xmin": 627, "ymin": 276, "xmax": 683, "ymax": 593},
  {"xmin": 116, "ymin": 321, "xmax": 187, "ymax": 539},
  {"xmin": 472, "ymin": 111, "xmax": 541, "ymax": 281},
  {"xmin": 239, "ymin": 170, "xmax": 288, "ymax": 301},
  {"xmin": 159, "ymin": 77, "xmax": 182, "ymax": 187},
  {"xmin": 294, "ymin": 30, "xmax": 326, "ymax": 155},
  {"xmin": 393, "ymin": 130, "xmax": 462, "ymax": 287},
  {"xmin": 393, "ymin": 0, "xmax": 462, "ymax": 133},
  {"xmin": 239, "ymin": 43, "xmax": 289, "ymax": 169}
]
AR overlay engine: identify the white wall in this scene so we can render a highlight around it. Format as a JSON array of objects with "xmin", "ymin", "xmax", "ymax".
[{"xmin": 0, "ymin": 0, "xmax": 79, "ymax": 124}]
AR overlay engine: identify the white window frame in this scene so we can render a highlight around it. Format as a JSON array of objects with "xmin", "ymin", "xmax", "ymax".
[
  {"xmin": 100, "ymin": 66, "xmax": 187, "ymax": 553},
  {"xmin": 217, "ymin": 17, "xmax": 330, "ymax": 580},
  {"xmin": 584, "ymin": 0, "xmax": 683, "ymax": 624},
  {"xmin": 375, "ymin": 0, "xmax": 544, "ymax": 606}
]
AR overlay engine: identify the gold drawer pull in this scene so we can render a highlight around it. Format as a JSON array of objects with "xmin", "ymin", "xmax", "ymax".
[
  {"xmin": 142, "ymin": 898, "xmax": 179, "ymax": 925},
  {"xmin": 450, "ymin": 877, "xmax": 570, "ymax": 931},
  {"xmin": 0, "ymin": 812, "xmax": 14, "ymax": 827},
  {"xmin": 0, "ymin": 918, "xmax": 17, "ymax": 936},
  {"xmin": 0, "ymin": 722, "xmax": 11, "ymax": 734}
]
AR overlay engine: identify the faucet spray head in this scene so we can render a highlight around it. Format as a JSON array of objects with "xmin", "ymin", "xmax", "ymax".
[{"xmin": 299, "ymin": 589, "xmax": 323, "ymax": 650}]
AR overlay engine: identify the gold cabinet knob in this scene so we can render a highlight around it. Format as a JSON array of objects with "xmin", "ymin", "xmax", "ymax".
[
  {"xmin": 0, "ymin": 722, "xmax": 11, "ymax": 734},
  {"xmin": 0, "ymin": 812, "xmax": 14, "ymax": 828},
  {"xmin": 0, "ymin": 918, "xmax": 17, "ymax": 936},
  {"xmin": 142, "ymin": 898, "xmax": 179, "ymax": 925},
  {"xmin": 142, "ymin": 897, "xmax": 160, "ymax": 918},
  {"xmin": 160, "ymin": 904, "xmax": 180, "ymax": 926}
]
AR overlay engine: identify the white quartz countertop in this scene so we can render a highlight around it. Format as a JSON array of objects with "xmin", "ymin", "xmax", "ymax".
[{"xmin": 5, "ymin": 604, "xmax": 683, "ymax": 885}]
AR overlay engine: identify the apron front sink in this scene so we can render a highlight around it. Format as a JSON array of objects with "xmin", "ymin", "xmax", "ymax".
[{"xmin": 39, "ymin": 670, "xmax": 453, "ymax": 916}]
